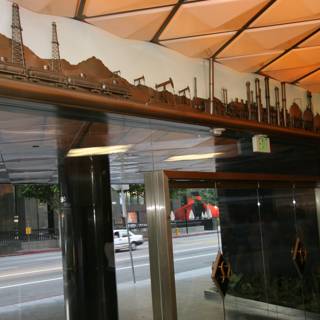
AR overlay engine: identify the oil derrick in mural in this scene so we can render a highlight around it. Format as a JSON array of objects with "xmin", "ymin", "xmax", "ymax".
[
  {"xmin": 11, "ymin": 3, "xmax": 25, "ymax": 67},
  {"xmin": 51, "ymin": 22, "xmax": 61, "ymax": 73}
]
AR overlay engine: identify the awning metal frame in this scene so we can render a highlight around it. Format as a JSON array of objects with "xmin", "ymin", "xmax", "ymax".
[{"xmin": 74, "ymin": 0, "xmax": 320, "ymax": 86}]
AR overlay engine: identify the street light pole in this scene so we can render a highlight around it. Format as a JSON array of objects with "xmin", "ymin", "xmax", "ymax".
[{"xmin": 120, "ymin": 186, "xmax": 136, "ymax": 283}]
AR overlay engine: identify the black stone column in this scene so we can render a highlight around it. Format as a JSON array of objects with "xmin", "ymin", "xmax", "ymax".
[{"xmin": 59, "ymin": 155, "xmax": 118, "ymax": 320}]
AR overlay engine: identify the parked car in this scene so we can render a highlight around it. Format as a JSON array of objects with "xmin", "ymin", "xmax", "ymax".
[{"xmin": 113, "ymin": 229, "xmax": 143, "ymax": 251}]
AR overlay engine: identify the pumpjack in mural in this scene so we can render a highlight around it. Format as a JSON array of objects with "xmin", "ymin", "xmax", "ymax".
[{"xmin": 0, "ymin": 3, "xmax": 320, "ymax": 133}]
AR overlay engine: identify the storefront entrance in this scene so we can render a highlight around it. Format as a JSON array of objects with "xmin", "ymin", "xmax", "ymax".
[
  {"xmin": 0, "ymin": 97, "xmax": 319, "ymax": 320},
  {"xmin": 145, "ymin": 170, "xmax": 320, "ymax": 320}
]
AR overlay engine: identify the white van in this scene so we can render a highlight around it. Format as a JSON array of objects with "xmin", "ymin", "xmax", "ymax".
[{"xmin": 113, "ymin": 229, "xmax": 144, "ymax": 251}]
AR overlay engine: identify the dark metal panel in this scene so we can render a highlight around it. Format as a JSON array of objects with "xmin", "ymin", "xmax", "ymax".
[
  {"xmin": 164, "ymin": 170, "xmax": 320, "ymax": 183},
  {"xmin": 60, "ymin": 155, "xmax": 118, "ymax": 320}
]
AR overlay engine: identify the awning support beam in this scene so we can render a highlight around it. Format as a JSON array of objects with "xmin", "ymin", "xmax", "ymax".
[
  {"xmin": 211, "ymin": 0, "xmax": 277, "ymax": 59},
  {"xmin": 257, "ymin": 26, "xmax": 320, "ymax": 73},
  {"xmin": 74, "ymin": 0, "xmax": 87, "ymax": 20},
  {"xmin": 151, "ymin": 0, "xmax": 185, "ymax": 43},
  {"xmin": 291, "ymin": 66, "xmax": 320, "ymax": 84}
]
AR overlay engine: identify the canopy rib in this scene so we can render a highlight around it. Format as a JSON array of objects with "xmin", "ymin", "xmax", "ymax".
[{"xmin": 211, "ymin": 0, "xmax": 278, "ymax": 59}]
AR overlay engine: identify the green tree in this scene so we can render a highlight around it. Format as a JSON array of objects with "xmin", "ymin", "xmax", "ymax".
[
  {"xmin": 170, "ymin": 188, "xmax": 218, "ymax": 205},
  {"xmin": 127, "ymin": 184, "xmax": 145, "ymax": 198},
  {"xmin": 121, "ymin": 184, "xmax": 145, "ymax": 204},
  {"xmin": 20, "ymin": 184, "xmax": 60, "ymax": 233}
]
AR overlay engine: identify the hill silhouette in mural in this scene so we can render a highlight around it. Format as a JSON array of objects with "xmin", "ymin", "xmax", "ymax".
[
  {"xmin": 0, "ymin": 33, "xmax": 211, "ymax": 112},
  {"xmin": 0, "ymin": 33, "xmax": 319, "ymax": 133}
]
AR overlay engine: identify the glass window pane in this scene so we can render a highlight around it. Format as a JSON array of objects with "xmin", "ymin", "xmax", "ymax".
[
  {"xmin": 259, "ymin": 184, "xmax": 306, "ymax": 318},
  {"xmin": 218, "ymin": 181, "xmax": 270, "ymax": 319},
  {"xmin": 169, "ymin": 184, "xmax": 224, "ymax": 320},
  {"xmin": 294, "ymin": 187, "xmax": 320, "ymax": 317}
]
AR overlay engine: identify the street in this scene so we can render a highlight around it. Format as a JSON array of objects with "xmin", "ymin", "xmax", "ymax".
[{"xmin": 0, "ymin": 233, "xmax": 220, "ymax": 308}]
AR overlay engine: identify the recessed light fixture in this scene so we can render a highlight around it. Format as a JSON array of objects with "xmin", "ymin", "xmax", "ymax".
[
  {"xmin": 67, "ymin": 145, "xmax": 132, "ymax": 158},
  {"xmin": 165, "ymin": 152, "xmax": 223, "ymax": 162},
  {"xmin": 212, "ymin": 128, "xmax": 226, "ymax": 136}
]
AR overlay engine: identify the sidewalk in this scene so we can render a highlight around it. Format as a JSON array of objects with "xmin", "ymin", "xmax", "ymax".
[
  {"xmin": 0, "ymin": 231, "xmax": 216, "ymax": 257},
  {"xmin": 1, "ymin": 267, "xmax": 318, "ymax": 320},
  {"xmin": 0, "ymin": 268, "xmax": 217, "ymax": 320},
  {"xmin": 0, "ymin": 247, "xmax": 61, "ymax": 258}
]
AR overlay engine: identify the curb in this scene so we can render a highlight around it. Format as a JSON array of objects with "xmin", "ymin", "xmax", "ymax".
[
  {"xmin": 0, "ymin": 248, "xmax": 61, "ymax": 258},
  {"xmin": 1, "ymin": 231, "xmax": 218, "ymax": 257},
  {"xmin": 172, "ymin": 230, "xmax": 219, "ymax": 238}
]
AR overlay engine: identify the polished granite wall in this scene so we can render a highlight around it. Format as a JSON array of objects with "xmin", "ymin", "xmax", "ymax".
[{"xmin": 216, "ymin": 133, "xmax": 320, "ymax": 313}]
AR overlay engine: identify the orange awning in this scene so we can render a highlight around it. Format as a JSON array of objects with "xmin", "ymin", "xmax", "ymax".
[{"xmin": 14, "ymin": 0, "xmax": 320, "ymax": 92}]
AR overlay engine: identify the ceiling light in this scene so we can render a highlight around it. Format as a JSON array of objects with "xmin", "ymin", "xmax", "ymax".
[
  {"xmin": 165, "ymin": 152, "xmax": 223, "ymax": 162},
  {"xmin": 212, "ymin": 128, "xmax": 226, "ymax": 136},
  {"xmin": 67, "ymin": 145, "xmax": 131, "ymax": 158}
]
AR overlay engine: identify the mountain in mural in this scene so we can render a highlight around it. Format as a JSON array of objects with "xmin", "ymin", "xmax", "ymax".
[{"xmin": 0, "ymin": 33, "xmax": 208, "ymax": 111}]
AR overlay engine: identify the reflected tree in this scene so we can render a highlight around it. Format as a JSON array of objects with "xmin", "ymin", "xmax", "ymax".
[{"xmin": 20, "ymin": 184, "xmax": 59, "ymax": 233}]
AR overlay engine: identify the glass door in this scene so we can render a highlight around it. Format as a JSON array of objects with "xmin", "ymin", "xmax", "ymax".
[
  {"xmin": 160, "ymin": 171, "xmax": 320, "ymax": 320},
  {"xmin": 217, "ymin": 180, "xmax": 270, "ymax": 319},
  {"xmin": 169, "ymin": 181, "xmax": 224, "ymax": 320}
]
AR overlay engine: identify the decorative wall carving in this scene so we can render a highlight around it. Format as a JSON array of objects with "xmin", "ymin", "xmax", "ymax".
[{"xmin": 0, "ymin": 3, "xmax": 319, "ymax": 135}]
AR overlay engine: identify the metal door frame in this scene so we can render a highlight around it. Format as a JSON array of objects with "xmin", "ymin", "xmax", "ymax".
[
  {"xmin": 144, "ymin": 171, "xmax": 177, "ymax": 320},
  {"xmin": 144, "ymin": 170, "xmax": 320, "ymax": 320}
]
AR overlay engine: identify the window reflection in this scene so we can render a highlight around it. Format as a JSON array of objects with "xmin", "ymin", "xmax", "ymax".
[{"xmin": 169, "ymin": 180, "xmax": 320, "ymax": 319}]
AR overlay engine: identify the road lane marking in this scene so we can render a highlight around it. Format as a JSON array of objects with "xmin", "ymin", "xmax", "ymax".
[
  {"xmin": 32, "ymin": 256, "xmax": 61, "ymax": 262},
  {"xmin": 0, "ymin": 277, "xmax": 63, "ymax": 290},
  {"xmin": 0, "ymin": 252, "xmax": 218, "ymax": 288},
  {"xmin": 116, "ymin": 245, "xmax": 219, "ymax": 262},
  {"xmin": 0, "ymin": 250, "xmax": 219, "ymax": 278},
  {"xmin": 0, "ymin": 245, "xmax": 219, "ymax": 279},
  {"xmin": 0, "ymin": 267, "xmax": 17, "ymax": 271},
  {"xmin": 174, "ymin": 252, "xmax": 215, "ymax": 262},
  {"xmin": 173, "ymin": 244, "xmax": 219, "ymax": 254},
  {"xmin": 117, "ymin": 252, "xmax": 216, "ymax": 271},
  {"xmin": 0, "ymin": 267, "xmax": 61, "ymax": 279},
  {"xmin": 117, "ymin": 263, "xmax": 150, "ymax": 271},
  {"xmin": 116, "ymin": 256, "xmax": 148, "ymax": 262}
]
